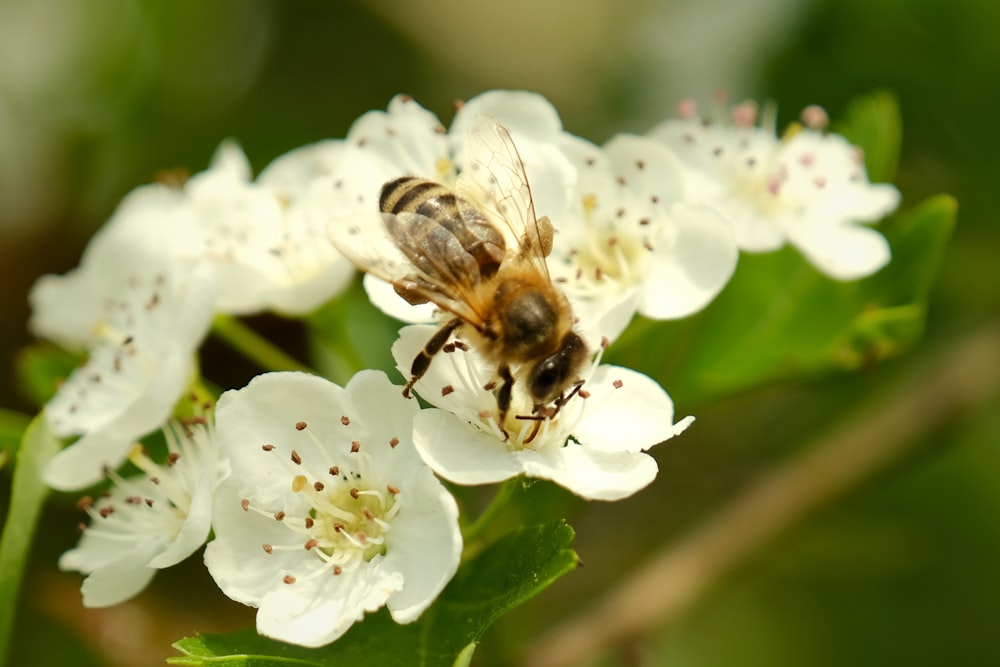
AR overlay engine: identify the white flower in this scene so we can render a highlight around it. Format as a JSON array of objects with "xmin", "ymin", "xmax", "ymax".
[
  {"xmin": 59, "ymin": 414, "xmax": 223, "ymax": 607},
  {"xmin": 392, "ymin": 325, "xmax": 693, "ymax": 501},
  {"xmin": 28, "ymin": 184, "xmax": 192, "ymax": 350},
  {"xmin": 204, "ymin": 370, "xmax": 461, "ymax": 648},
  {"xmin": 649, "ymin": 100, "xmax": 901, "ymax": 279},
  {"xmin": 165, "ymin": 140, "xmax": 354, "ymax": 315},
  {"xmin": 551, "ymin": 132, "xmax": 738, "ymax": 341},
  {"xmin": 41, "ymin": 255, "xmax": 215, "ymax": 491},
  {"xmin": 32, "ymin": 139, "xmax": 353, "ymax": 328},
  {"xmin": 240, "ymin": 140, "xmax": 357, "ymax": 315}
]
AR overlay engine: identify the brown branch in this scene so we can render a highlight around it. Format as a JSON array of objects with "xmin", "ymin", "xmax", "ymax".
[{"xmin": 523, "ymin": 322, "xmax": 1000, "ymax": 667}]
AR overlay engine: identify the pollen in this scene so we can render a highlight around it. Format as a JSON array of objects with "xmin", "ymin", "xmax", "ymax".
[{"xmin": 435, "ymin": 157, "xmax": 453, "ymax": 180}]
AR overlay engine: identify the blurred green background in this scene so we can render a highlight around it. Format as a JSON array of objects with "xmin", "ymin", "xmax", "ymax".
[{"xmin": 1, "ymin": 0, "xmax": 998, "ymax": 665}]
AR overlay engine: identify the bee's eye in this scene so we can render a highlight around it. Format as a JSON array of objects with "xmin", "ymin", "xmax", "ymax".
[
  {"xmin": 529, "ymin": 359, "xmax": 563, "ymax": 403},
  {"xmin": 528, "ymin": 333, "xmax": 587, "ymax": 405}
]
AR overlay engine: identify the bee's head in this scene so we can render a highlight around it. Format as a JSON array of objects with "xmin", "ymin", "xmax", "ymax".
[{"xmin": 527, "ymin": 332, "xmax": 588, "ymax": 406}]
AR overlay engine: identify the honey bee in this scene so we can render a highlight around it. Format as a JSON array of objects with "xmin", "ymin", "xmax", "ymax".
[{"xmin": 333, "ymin": 117, "xmax": 589, "ymax": 438}]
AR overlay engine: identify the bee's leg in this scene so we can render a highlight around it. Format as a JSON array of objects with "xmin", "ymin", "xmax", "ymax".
[
  {"xmin": 404, "ymin": 317, "xmax": 463, "ymax": 398},
  {"xmin": 496, "ymin": 364, "xmax": 514, "ymax": 441}
]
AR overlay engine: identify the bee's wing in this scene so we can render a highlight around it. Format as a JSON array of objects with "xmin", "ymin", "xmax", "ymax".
[
  {"xmin": 331, "ymin": 208, "xmax": 490, "ymax": 328},
  {"xmin": 456, "ymin": 116, "xmax": 553, "ymax": 277}
]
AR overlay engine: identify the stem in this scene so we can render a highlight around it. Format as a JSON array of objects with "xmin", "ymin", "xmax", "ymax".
[
  {"xmin": 522, "ymin": 321, "xmax": 1000, "ymax": 667},
  {"xmin": 210, "ymin": 315, "xmax": 313, "ymax": 374},
  {"xmin": 0, "ymin": 416, "xmax": 60, "ymax": 667},
  {"xmin": 462, "ymin": 478, "xmax": 521, "ymax": 558}
]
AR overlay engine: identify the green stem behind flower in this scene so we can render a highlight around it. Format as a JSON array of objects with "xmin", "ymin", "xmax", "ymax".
[
  {"xmin": 0, "ymin": 416, "xmax": 60, "ymax": 667},
  {"xmin": 461, "ymin": 477, "xmax": 522, "ymax": 560},
  {"xmin": 211, "ymin": 315, "xmax": 313, "ymax": 374}
]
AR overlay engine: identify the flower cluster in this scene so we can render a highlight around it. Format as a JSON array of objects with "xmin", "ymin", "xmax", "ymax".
[
  {"xmin": 649, "ymin": 97, "xmax": 901, "ymax": 279},
  {"xmin": 31, "ymin": 90, "xmax": 899, "ymax": 647}
]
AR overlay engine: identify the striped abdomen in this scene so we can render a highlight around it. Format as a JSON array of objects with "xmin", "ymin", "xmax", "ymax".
[{"xmin": 380, "ymin": 176, "xmax": 506, "ymax": 281}]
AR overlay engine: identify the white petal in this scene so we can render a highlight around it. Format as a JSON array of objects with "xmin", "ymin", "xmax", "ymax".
[
  {"xmin": 44, "ymin": 347, "xmax": 198, "ymax": 490},
  {"xmin": 147, "ymin": 464, "xmax": 216, "ymax": 569},
  {"xmin": 412, "ymin": 409, "xmax": 522, "ymax": 485},
  {"xmin": 204, "ymin": 488, "xmax": 315, "ymax": 606},
  {"xmin": 76, "ymin": 541, "xmax": 162, "ymax": 607},
  {"xmin": 391, "ymin": 324, "xmax": 499, "ymax": 419},
  {"xmin": 257, "ymin": 139, "xmax": 347, "ymax": 197},
  {"xmin": 571, "ymin": 287, "xmax": 641, "ymax": 348},
  {"xmin": 343, "ymin": 369, "xmax": 422, "ymax": 470},
  {"xmin": 363, "ymin": 273, "xmax": 438, "ymax": 324},
  {"xmin": 209, "ymin": 139, "xmax": 252, "ymax": 181},
  {"xmin": 256, "ymin": 563, "xmax": 403, "ymax": 647},
  {"xmin": 345, "ymin": 95, "xmax": 449, "ymax": 179},
  {"xmin": 451, "ymin": 90, "xmax": 563, "ymax": 142},
  {"xmin": 720, "ymin": 201, "xmax": 786, "ymax": 252},
  {"xmin": 785, "ymin": 221, "xmax": 891, "ymax": 280},
  {"xmin": 262, "ymin": 258, "xmax": 356, "ymax": 316},
  {"xmin": 602, "ymin": 134, "xmax": 688, "ymax": 205},
  {"xmin": 575, "ymin": 365, "xmax": 694, "ymax": 453},
  {"xmin": 639, "ymin": 202, "xmax": 738, "ymax": 319},
  {"xmin": 382, "ymin": 466, "xmax": 462, "ymax": 623},
  {"xmin": 520, "ymin": 445, "xmax": 659, "ymax": 501},
  {"xmin": 214, "ymin": 372, "xmax": 366, "ymax": 500},
  {"xmin": 816, "ymin": 183, "xmax": 901, "ymax": 225},
  {"xmin": 45, "ymin": 429, "xmax": 133, "ymax": 491}
]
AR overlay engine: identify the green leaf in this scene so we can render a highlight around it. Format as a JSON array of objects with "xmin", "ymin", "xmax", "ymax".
[
  {"xmin": 0, "ymin": 415, "xmax": 61, "ymax": 666},
  {"xmin": 13, "ymin": 343, "xmax": 80, "ymax": 409},
  {"xmin": 833, "ymin": 90, "xmax": 903, "ymax": 183},
  {"xmin": 609, "ymin": 195, "xmax": 956, "ymax": 406},
  {"xmin": 170, "ymin": 521, "xmax": 578, "ymax": 666}
]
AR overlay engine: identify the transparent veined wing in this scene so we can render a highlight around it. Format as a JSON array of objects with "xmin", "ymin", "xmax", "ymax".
[{"xmin": 455, "ymin": 115, "xmax": 553, "ymax": 276}]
